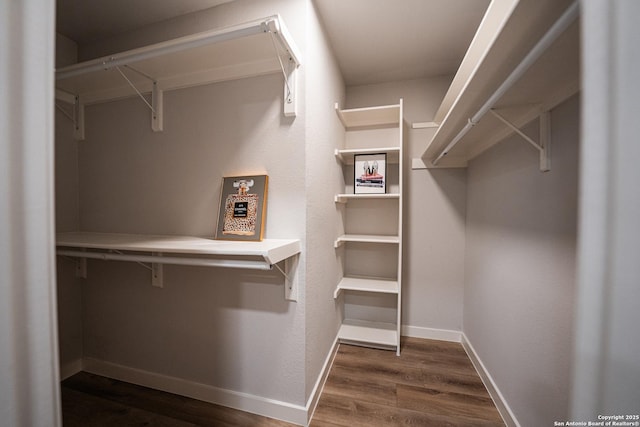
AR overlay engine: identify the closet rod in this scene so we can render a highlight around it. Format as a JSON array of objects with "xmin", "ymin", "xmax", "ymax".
[
  {"xmin": 432, "ymin": 1, "xmax": 579, "ymax": 165},
  {"xmin": 57, "ymin": 249, "xmax": 274, "ymax": 271},
  {"xmin": 56, "ymin": 18, "xmax": 273, "ymax": 80}
]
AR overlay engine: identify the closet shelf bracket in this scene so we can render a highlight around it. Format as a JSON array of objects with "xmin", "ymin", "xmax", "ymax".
[
  {"xmin": 151, "ymin": 252, "xmax": 163, "ymax": 288},
  {"xmin": 489, "ymin": 109, "xmax": 551, "ymax": 172},
  {"xmin": 264, "ymin": 17, "xmax": 300, "ymax": 117},
  {"xmin": 112, "ymin": 64, "xmax": 164, "ymax": 133},
  {"xmin": 55, "ymin": 89, "xmax": 85, "ymax": 140},
  {"xmin": 276, "ymin": 253, "xmax": 300, "ymax": 301}
]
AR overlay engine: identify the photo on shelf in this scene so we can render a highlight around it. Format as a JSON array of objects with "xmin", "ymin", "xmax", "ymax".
[
  {"xmin": 215, "ymin": 175, "xmax": 268, "ymax": 241},
  {"xmin": 354, "ymin": 153, "xmax": 386, "ymax": 194}
]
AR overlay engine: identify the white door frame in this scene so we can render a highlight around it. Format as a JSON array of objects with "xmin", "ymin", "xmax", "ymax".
[
  {"xmin": 0, "ymin": 0, "xmax": 61, "ymax": 426},
  {"xmin": 572, "ymin": 0, "xmax": 640, "ymax": 418}
]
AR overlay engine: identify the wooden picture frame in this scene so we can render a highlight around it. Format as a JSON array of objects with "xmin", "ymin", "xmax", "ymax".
[
  {"xmin": 215, "ymin": 175, "xmax": 268, "ymax": 241},
  {"xmin": 354, "ymin": 153, "xmax": 386, "ymax": 194}
]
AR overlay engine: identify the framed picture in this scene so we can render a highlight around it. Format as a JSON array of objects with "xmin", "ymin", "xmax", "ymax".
[
  {"xmin": 354, "ymin": 153, "xmax": 386, "ymax": 194},
  {"xmin": 215, "ymin": 175, "xmax": 268, "ymax": 241}
]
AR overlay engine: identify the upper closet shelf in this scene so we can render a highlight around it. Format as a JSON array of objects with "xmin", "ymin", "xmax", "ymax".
[
  {"xmin": 420, "ymin": 0, "xmax": 579, "ymax": 170},
  {"xmin": 55, "ymin": 15, "xmax": 302, "ymax": 139},
  {"xmin": 57, "ymin": 232, "xmax": 301, "ymax": 300},
  {"xmin": 335, "ymin": 103, "xmax": 401, "ymax": 128}
]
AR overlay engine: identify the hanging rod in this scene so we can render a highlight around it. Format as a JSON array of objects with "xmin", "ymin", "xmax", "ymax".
[
  {"xmin": 56, "ymin": 16, "xmax": 300, "ymax": 81},
  {"xmin": 56, "ymin": 249, "xmax": 274, "ymax": 271},
  {"xmin": 433, "ymin": 1, "xmax": 579, "ymax": 165}
]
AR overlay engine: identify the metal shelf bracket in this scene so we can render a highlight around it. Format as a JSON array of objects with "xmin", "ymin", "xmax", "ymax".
[
  {"xmin": 55, "ymin": 90, "xmax": 85, "ymax": 140},
  {"xmin": 113, "ymin": 64, "xmax": 164, "ymax": 133},
  {"xmin": 265, "ymin": 17, "xmax": 300, "ymax": 117},
  {"xmin": 490, "ymin": 109, "xmax": 551, "ymax": 172},
  {"xmin": 274, "ymin": 253, "xmax": 299, "ymax": 301},
  {"xmin": 151, "ymin": 252, "xmax": 163, "ymax": 288}
]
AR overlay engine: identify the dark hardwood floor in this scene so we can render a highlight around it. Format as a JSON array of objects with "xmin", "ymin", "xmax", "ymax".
[
  {"xmin": 61, "ymin": 373, "xmax": 298, "ymax": 427},
  {"xmin": 61, "ymin": 337, "xmax": 504, "ymax": 426},
  {"xmin": 310, "ymin": 337, "xmax": 504, "ymax": 426}
]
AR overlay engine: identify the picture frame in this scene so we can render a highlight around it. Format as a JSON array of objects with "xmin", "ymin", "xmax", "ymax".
[
  {"xmin": 354, "ymin": 153, "xmax": 386, "ymax": 194},
  {"xmin": 215, "ymin": 175, "xmax": 268, "ymax": 241}
]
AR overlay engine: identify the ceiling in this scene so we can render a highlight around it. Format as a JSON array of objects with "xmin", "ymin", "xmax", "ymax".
[
  {"xmin": 313, "ymin": 0, "xmax": 490, "ymax": 85},
  {"xmin": 56, "ymin": 0, "xmax": 490, "ymax": 86}
]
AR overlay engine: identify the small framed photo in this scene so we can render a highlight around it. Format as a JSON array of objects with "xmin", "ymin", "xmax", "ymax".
[
  {"xmin": 215, "ymin": 175, "xmax": 268, "ymax": 241},
  {"xmin": 354, "ymin": 153, "xmax": 386, "ymax": 194}
]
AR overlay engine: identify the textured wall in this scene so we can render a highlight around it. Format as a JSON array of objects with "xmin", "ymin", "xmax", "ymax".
[
  {"xmin": 464, "ymin": 95, "xmax": 579, "ymax": 425},
  {"xmin": 303, "ymin": 0, "xmax": 346, "ymax": 402}
]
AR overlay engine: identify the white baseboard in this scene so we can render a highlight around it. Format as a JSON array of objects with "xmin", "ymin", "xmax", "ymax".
[
  {"xmin": 305, "ymin": 336, "xmax": 339, "ymax": 425},
  {"xmin": 82, "ymin": 357, "xmax": 307, "ymax": 426},
  {"xmin": 461, "ymin": 334, "xmax": 520, "ymax": 427},
  {"xmin": 402, "ymin": 325, "xmax": 462, "ymax": 343},
  {"xmin": 60, "ymin": 358, "xmax": 83, "ymax": 381}
]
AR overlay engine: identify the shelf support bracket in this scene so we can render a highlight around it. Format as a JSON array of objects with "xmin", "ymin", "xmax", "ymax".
[
  {"xmin": 55, "ymin": 89, "xmax": 85, "ymax": 140},
  {"xmin": 151, "ymin": 82, "xmax": 163, "ymax": 132},
  {"xmin": 114, "ymin": 65, "xmax": 164, "ymax": 133},
  {"xmin": 266, "ymin": 19, "xmax": 299, "ymax": 117},
  {"xmin": 273, "ymin": 254, "xmax": 299, "ymax": 301},
  {"xmin": 74, "ymin": 95, "xmax": 86, "ymax": 141},
  {"xmin": 490, "ymin": 109, "xmax": 551, "ymax": 172},
  {"xmin": 151, "ymin": 252, "xmax": 163, "ymax": 288},
  {"xmin": 75, "ymin": 254, "xmax": 87, "ymax": 278},
  {"xmin": 283, "ymin": 60, "xmax": 297, "ymax": 117}
]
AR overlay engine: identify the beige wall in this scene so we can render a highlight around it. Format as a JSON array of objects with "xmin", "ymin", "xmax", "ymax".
[
  {"xmin": 464, "ymin": 95, "xmax": 579, "ymax": 425},
  {"xmin": 303, "ymin": 0, "xmax": 346, "ymax": 402},
  {"xmin": 76, "ymin": 72, "xmax": 307, "ymax": 405}
]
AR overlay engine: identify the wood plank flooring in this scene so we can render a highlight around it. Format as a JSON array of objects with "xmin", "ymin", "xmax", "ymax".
[
  {"xmin": 61, "ymin": 373, "xmax": 298, "ymax": 427},
  {"xmin": 310, "ymin": 337, "xmax": 504, "ymax": 427},
  {"xmin": 61, "ymin": 337, "xmax": 504, "ymax": 426}
]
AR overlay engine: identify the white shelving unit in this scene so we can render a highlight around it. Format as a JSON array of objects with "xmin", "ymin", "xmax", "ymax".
[
  {"xmin": 55, "ymin": 15, "xmax": 302, "ymax": 139},
  {"xmin": 57, "ymin": 232, "xmax": 301, "ymax": 301},
  {"xmin": 333, "ymin": 100, "xmax": 403, "ymax": 355}
]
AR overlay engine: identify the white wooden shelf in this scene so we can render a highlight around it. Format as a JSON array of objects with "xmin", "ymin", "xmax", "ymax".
[
  {"xmin": 335, "ymin": 147, "xmax": 400, "ymax": 165},
  {"xmin": 334, "ymin": 193, "xmax": 399, "ymax": 203},
  {"xmin": 412, "ymin": 122, "xmax": 439, "ymax": 129},
  {"xmin": 335, "ymin": 103, "xmax": 401, "ymax": 128},
  {"xmin": 55, "ymin": 15, "xmax": 302, "ymax": 139},
  {"xmin": 334, "ymin": 100, "xmax": 403, "ymax": 355},
  {"xmin": 422, "ymin": 0, "xmax": 579, "ymax": 168},
  {"xmin": 333, "ymin": 277, "xmax": 398, "ymax": 298},
  {"xmin": 334, "ymin": 234, "xmax": 400, "ymax": 248},
  {"xmin": 337, "ymin": 320, "xmax": 398, "ymax": 349},
  {"xmin": 56, "ymin": 232, "xmax": 301, "ymax": 300}
]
